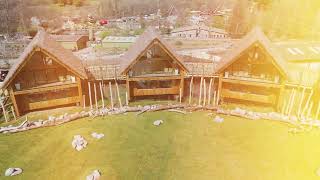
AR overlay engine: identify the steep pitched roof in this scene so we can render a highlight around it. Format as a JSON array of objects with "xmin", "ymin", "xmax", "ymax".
[
  {"xmin": 2, "ymin": 30, "xmax": 87, "ymax": 89},
  {"xmin": 119, "ymin": 27, "xmax": 189, "ymax": 74},
  {"xmin": 216, "ymin": 27, "xmax": 289, "ymax": 79}
]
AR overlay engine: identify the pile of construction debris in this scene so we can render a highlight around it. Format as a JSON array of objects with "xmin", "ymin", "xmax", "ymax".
[{"xmin": 1, "ymin": 104, "xmax": 320, "ymax": 135}]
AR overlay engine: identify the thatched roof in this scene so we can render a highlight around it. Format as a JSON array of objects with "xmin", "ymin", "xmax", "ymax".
[
  {"xmin": 119, "ymin": 27, "xmax": 189, "ymax": 75},
  {"xmin": 2, "ymin": 30, "xmax": 87, "ymax": 89},
  {"xmin": 216, "ymin": 27, "xmax": 289, "ymax": 79},
  {"xmin": 51, "ymin": 34, "xmax": 89, "ymax": 42}
]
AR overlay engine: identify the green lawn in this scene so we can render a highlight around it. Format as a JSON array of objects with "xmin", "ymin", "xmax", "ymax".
[{"xmin": 1, "ymin": 111, "xmax": 320, "ymax": 180}]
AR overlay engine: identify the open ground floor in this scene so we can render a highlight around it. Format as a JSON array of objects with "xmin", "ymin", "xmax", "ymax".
[{"xmin": 0, "ymin": 107, "xmax": 320, "ymax": 180}]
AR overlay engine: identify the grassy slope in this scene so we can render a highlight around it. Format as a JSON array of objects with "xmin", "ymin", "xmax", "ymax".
[{"xmin": 1, "ymin": 111, "xmax": 320, "ymax": 179}]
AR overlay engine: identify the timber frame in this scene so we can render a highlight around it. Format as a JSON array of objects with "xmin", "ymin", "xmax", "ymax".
[{"xmin": 2, "ymin": 30, "xmax": 87, "ymax": 116}]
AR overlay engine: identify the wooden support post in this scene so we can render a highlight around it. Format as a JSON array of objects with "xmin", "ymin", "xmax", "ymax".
[
  {"xmin": 88, "ymin": 82, "xmax": 93, "ymax": 110},
  {"xmin": 180, "ymin": 71, "xmax": 185, "ymax": 99},
  {"xmin": 83, "ymin": 95, "xmax": 86, "ymax": 109},
  {"xmin": 286, "ymin": 88, "xmax": 294, "ymax": 115},
  {"xmin": 208, "ymin": 78, "xmax": 213, "ymax": 106},
  {"xmin": 316, "ymin": 101, "xmax": 320, "ymax": 120},
  {"xmin": 199, "ymin": 77, "xmax": 203, "ymax": 106},
  {"xmin": 179, "ymin": 88, "xmax": 182, "ymax": 104},
  {"xmin": 189, "ymin": 76, "xmax": 193, "ymax": 105},
  {"xmin": 1, "ymin": 102, "xmax": 7, "ymax": 123},
  {"xmin": 11, "ymin": 106, "xmax": 16, "ymax": 121},
  {"xmin": 288, "ymin": 89, "xmax": 296, "ymax": 117},
  {"xmin": 99, "ymin": 82, "xmax": 105, "ymax": 108},
  {"xmin": 297, "ymin": 87, "xmax": 306, "ymax": 117},
  {"xmin": 203, "ymin": 79, "xmax": 207, "ymax": 106},
  {"xmin": 217, "ymin": 74, "xmax": 223, "ymax": 105},
  {"xmin": 126, "ymin": 75, "xmax": 130, "ymax": 101},
  {"xmin": 9, "ymin": 87, "xmax": 19, "ymax": 117},
  {"xmin": 115, "ymin": 80, "xmax": 122, "ymax": 108},
  {"xmin": 302, "ymin": 90, "xmax": 314, "ymax": 118},
  {"xmin": 125, "ymin": 92, "xmax": 129, "ymax": 106},
  {"xmin": 109, "ymin": 82, "xmax": 114, "ymax": 109},
  {"xmin": 94, "ymin": 83, "xmax": 98, "ymax": 109},
  {"xmin": 77, "ymin": 77, "xmax": 83, "ymax": 106},
  {"xmin": 213, "ymin": 90, "xmax": 217, "ymax": 106}
]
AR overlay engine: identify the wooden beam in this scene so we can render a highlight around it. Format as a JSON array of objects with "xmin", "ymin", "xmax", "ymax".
[
  {"xmin": 217, "ymin": 74, "xmax": 223, "ymax": 105},
  {"xmin": 222, "ymin": 78, "xmax": 282, "ymax": 89},
  {"xmin": 199, "ymin": 77, "xmax": 203, "ymax": 106},
  {"xmin": 297, "ymin": 87, "xmax": 306, "ymax": 117},
  {"xmin": 126, "ymin": 75, "xmax": 130, "ymax": 101},
  {"xmin": 27, "ymin": 96, "xmax": 80, "ymax": 111},
  {"xmin": 109, "ymin": 82, "xmax": 114, "ymax": 109},
  {"xmin": 77, "ymin": 77, "xmax": 83, "ymax": 106},
  {"xmin": 302, "ymin": 90, "xmax": 314, "ymax": 118},
  {"xmin": 208, "ymin": 78, "xmax": 213, "ymax": 106},
  {"xmin": 189, "ymin": 76, "xmax": 193, "ymax": 105},
  {"xmin": 9, "ymin": 87, "xmax": 19, "ymax": 117},
  {"xmin": 1, "ymin": 102, "xmax": 8, "ymax": 122},
  {"xmin": 115, "ymin": 80, "xmax": 122, "ymax": 108},
  {"xmin": 316, "ymin": 101, "xmax": 320, "ymax": 120},
  {"xmin": 203, "ymin": 78, "xmax": 207, "ymax": 106},
  {"xmin": 128, "ymin": 75, "xmax": 182, "ymax": 82},
  {"xmin": 88, "ymin": 82, "xmax": 93, "ymax": 109},
  {"xmin": 14, "ymin": 83, "xmax": 78, "ymax": 95},
  {"xmin": 11, "ymin": 106, "xmax": 16, "ymax": 121},
  {"xmin": 99, "ymin": 82, "xmax": 105, "ymax": 108},
  {"xmin": 94, "ymin": 83, "xmax": 98, "ymax": 109}
]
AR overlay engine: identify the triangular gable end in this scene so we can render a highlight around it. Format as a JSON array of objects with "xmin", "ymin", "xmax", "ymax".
[
  {"xmin": 120, "ymin": 27, "xmax": 188, "ymax": 75},
  {"xmin": 216, "ymin": 27, "xmax": 289, "ymax": 80},
  {"xmin": 2, "ymin": 30, "xmax": 87, "ymax": 89}
]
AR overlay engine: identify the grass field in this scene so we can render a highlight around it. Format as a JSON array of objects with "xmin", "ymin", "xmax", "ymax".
[{"xmin": 1, "ymin": 111, "xmax": 320, "ymax": 180}]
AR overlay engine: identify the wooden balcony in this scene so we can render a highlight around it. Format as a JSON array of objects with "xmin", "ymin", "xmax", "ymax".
[
  {"xmin": 221, "ymin": 89, "xmax": 276, "ymax": 105},
  {"xmin": 133, "ymin": 87, "xmax": 179, "ymax": 96},
  {"xmin": 13, "ymin": 82, "xmax": 78, "ymax": 95},
  {"xmin": 222, "ymin": 78, "xmax": 282, "ymax": 89},
  {"xmin": 26, "ymin": 96, "xmax": 81, "ymax": 111}
]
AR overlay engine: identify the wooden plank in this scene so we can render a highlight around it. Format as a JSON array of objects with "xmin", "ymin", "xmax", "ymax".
[
  {"xmin": 99, "ymin": 82, "xmax": 105, "ymax": 108},
  {"xmin": 11, "ymin": 106, "xmax": 16, "ymax": 121},
  {"xmin": 133, "ymin": 87, "xmax": 179, "ymax": 96},
  {"xmin": 9, "ymin": 87, "xmax": 20, "ymax": 117},
  {"xmin": 189, "ymin": 76, "xmax": 193, "ymax": 105},
  {"xmin": 88, "ymin": 82, "xmax": 93, "ymax": 109},
  {"xmin": 297, "ymin": 87, "xmax": 306, "ymax": 117},
  {"xmin": 94, "ymin": 83, "xmax": 98, "ymax": 109},
  {"xmin": 27, "ymin": 96, "xmax": 80, "ymax": 111},
  {"xmin": 217, "ymin": 74, "xmax": 223, "ymax": 105},
  {"xmin": 302, "ymin": 90, "xmax": 314, "ymax": 117},
  {"xmin": 208, "ymin": 78, "xmax": 213, "ymax": 106},
  {"xmin": 126, "ymin": 75, "xmax": 130, "ymax": 101},
  {"xmin": 203, "ymin": 79, "xmax": 207, "ymax": 106},
  {"xmin": 1, "ymin": 102, "xmax": 8, "ymax": 122},
  {"xmin": 109, "ymin": 82, "xmax": 114, "ymax": 109},
  {"xmin": 13, "ymin": 83, "xmax": 78, "ymax": 95},
  {"xmin": 128, "ymin": 75, "xmax": 181, "ymax": 81},
  {"xmin": 77, "ymin": 77, "xmax": 83, "ymax": 107},
  {"xmin": 221, "ymin": 89, "xmax": 276, "ymax": 104},
  {"xmin": 222, "ymin": 78, "xmax": 282, "ymax": 89},
  {"xmin": 115, "ymin": 80, "xmax": 122, "ymax": 108},
  {"xmin": 83, "ymin": 95, "xmax": 86, "ymax": 109},
  {"xmin": 199, "ymin": 77, "xmax": 203, "ymax": 105},
  {"xmin": 316, "ymin": 101, "xmax": 320, "ymax": 120}
]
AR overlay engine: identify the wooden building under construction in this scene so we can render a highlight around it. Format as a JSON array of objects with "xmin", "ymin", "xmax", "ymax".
[
  {"xmin": 3, "ymin": 26, "xmax": 320, "ymax": 117},
  {"xmin": 2, "ymin": 30, "xmax": 87, "ymax": 116}
]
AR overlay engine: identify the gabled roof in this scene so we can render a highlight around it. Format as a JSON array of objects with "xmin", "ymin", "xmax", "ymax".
[
  {"xmin": 51, "ymin": 34, "xmax": 88, "ymax": 42},
  {"xmin": 2, "ymin": 30, "xmax": 87, "ymax": 89},
  {"xmin": 119, "ymin": 27, "xmax": 189, "ymax": 74},
  {"xmin": 216, "ymin": 27, "xmax": 289, "ymax": 79},
  {"xmin": 171, "ymin": 25, "xmax": 227, "ymax": 34}
]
